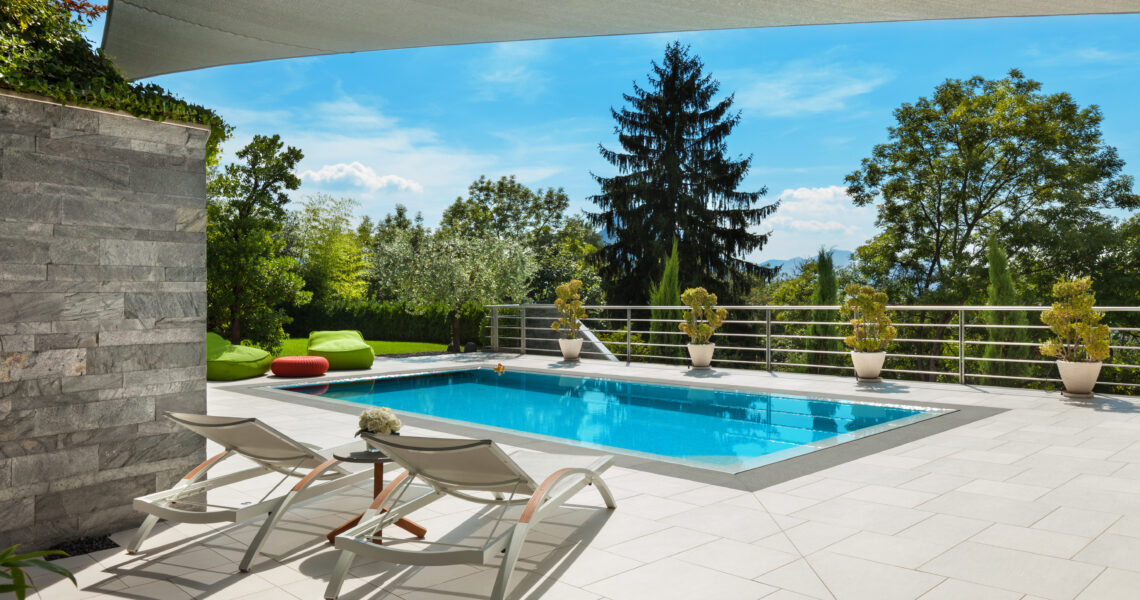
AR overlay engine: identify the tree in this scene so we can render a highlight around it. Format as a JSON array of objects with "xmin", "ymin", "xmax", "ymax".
[
  {"xmin": 589, "ymin": 42, "xmax": 778, "ymax": 304},
  {"xmin": 372, "ymin": 231, "xmax": 536, "ymax": 349},
  {"xmin": 288, "ymin": 195, "xmax": 369, "ymax": 306},
  {"xmin": 807, "ymin": 248, "xmax": 840, "ymax": 372},
  {"xmin": 648, "ymin": 239, "xmax": 682, "ymax": 354},
  {"xmin": 442, "ymin": 175, "xmax": 604, "ymax": 303},
  {"xmin": 981, "ymin": 238, "xmax": 1030, "ymax": 383},
  {"xmin": 207, "ymin": 135, "xmax": 310, "ymax": 352},
  {"xmin": 846, "ymin": 69, "xmax": 1138, "ymax": 306}
]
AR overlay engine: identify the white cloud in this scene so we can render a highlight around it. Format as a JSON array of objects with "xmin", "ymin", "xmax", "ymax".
[
  {"xmin": 750, "ymin": 185, "xmax": 878, "ymax": 260},
  {"xmin": 471, "ymin": 41, "xmax": 551, "ymax": 101},
  {"xmin": 300, "ymin": 162, "xmax": 423, "ymax": 193},
  {"xmin": 735, "ymin": 60, "xmax": 891, "ymax": 117}
]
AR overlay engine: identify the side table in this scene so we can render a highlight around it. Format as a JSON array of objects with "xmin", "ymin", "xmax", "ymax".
[{"xmin": 326, "ymin": 449, "xmax": 427, "ymax": 543}]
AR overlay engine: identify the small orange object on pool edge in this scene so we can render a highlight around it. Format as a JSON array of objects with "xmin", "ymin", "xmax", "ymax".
[
  {"xmin": 494, "ymin": 363, "xmax": 506, "ymax": 376},
  {"xmin": 272, "ymin": 355, "xmax": 329, "ymax": 377}
]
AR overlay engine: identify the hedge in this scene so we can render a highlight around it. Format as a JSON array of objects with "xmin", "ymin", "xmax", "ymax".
[{"xmin": 286, "ymin": 301, "xmax": 487, "ymax": 345}]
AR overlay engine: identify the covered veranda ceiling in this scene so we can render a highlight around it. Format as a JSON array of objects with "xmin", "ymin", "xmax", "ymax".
[{"xmin": 102, "ymin": 0, "xmax": 1140, "ymax": 80}]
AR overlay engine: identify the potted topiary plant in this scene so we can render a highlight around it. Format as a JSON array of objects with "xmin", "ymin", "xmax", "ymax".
[
  {"xmin": 840, "ymin": 284, "xmax": 897, "ymax": 380},
  {"xmin": 551, "ymin": 279, "xmax": 588, "ymax": 361},
  {"xmin": 679, "ymin": 287, "xmax": 727, "ymax": 368},
  {"xmin": 1040, "ymin": 277, "xmax": 1110, "ymax": 398}
]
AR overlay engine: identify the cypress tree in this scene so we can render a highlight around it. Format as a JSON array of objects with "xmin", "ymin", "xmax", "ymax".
[
  {"xmin": 982, "ymin": 238, "xmax": 1029, "ymax": 383},
  {"xmin": 649, "ymin": 239, "xmax": 682, "ymax": 356},
  {"xmin": 807, "ymin": 248, "xmax": 839, "ymax": 372},
  {"xmin": 589, "ymin": 42, "xmax": 778, "ymax": 304}
]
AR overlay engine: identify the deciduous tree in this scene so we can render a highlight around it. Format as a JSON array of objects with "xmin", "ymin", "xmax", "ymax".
[{"xmin": 206, "ymin": 135, "xmax": 309, "ymax": 352}]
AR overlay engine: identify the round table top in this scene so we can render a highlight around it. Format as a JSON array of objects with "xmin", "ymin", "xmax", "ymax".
[{"xmin": 333, "ymin": 449, "xmax": 391, "ymax": 464}]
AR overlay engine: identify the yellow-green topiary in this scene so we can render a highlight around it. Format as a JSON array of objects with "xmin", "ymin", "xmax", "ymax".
[
  {"xmin": 551, "ymin": 279, "xmax": 588, "ymax": 339},
  {"xmin": 840, "ymin": 284, "xmax": 897, "ymax": 352},
  {"xmin": 678, "ymin": 287, "xmax": 727, "ymax": 345},
  {"xmin": 1040, "ymin": 277, "xmax": 1110, "ymax": 362}
]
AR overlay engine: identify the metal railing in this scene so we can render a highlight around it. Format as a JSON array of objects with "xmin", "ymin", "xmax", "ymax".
[{"xmin": 485, "ymin": 304, "xmax": 1140, "ymax": 394}]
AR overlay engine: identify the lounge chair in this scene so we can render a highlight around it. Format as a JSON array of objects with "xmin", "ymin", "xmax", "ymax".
[
  {"xmin": 324, "ymin": 434, "xmax": 616, "ymax": 600},
  {"xmin": 129, "ymin": 412, "xmax": 372, "ymax": 572},
  {"xmin": 306, "ymin": 330, "xmax": 375, "ymax": 370}
]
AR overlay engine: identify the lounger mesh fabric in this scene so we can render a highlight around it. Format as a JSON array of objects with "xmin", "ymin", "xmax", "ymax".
[
  {"xmin": 206, "ymin": 332, "xmax": 273, "ymax": 380},
  {"xmin": 306, "ymin": 330, "xmax": 375, "ymax": 370},
  {"xmin": 323, "ymin": 433, "xmax": 615, "ymax": 600},
  {"xmin": 130, "ymin": 412, "xmax": 371, "ymax": 573}
]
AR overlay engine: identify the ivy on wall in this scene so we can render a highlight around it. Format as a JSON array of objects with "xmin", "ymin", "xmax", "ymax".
[{"xmin": 0, "ymin": 0, "xmax": 231, "ymax": 164}]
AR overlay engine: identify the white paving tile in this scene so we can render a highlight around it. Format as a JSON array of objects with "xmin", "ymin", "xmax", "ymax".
[
  {"xmin": 585, "ymin": 557, "xmax": 777, "ymax": 600},
  {"xmin": 919, "ymin": 542, "xmax": 1103, "ymax": 600}
]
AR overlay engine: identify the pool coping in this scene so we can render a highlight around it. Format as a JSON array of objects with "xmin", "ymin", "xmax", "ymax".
[{"xmin": 226, "ymin": 356, "xmax": 1005, "ymax": 491}]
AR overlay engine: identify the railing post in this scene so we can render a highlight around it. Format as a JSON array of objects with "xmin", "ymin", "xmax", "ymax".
[
  {"xmin": 490, "ymin": 306, "xmax": 499, "ymax": 352},
  {"xmin": 519, "ymin": 305, "xmax": 527, "ymax": 356},
  {"xmin": 625, "ymin": 308, "xmax": 632, "ymax": 363},
  {"xmin": 765, "ymin": 309, "xmax": 772, "ymax": 371},
  {"xmin": 958, "ymin": 308, "xmax": 965, "ymax": 385}
]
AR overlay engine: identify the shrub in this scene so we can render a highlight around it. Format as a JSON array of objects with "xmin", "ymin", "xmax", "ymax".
[
  {"xmin": 0, "ymin": 1, "xmax": 230, "ymax": 164},
  {"xmin": 551, "ymin": 280, "xmax": 587, "ymax": 339},
  {"xmin": 679, "ymin": 287, "xmax": 727, "ymax": 345},
  {"xmin": 286, "ymin": 300, "xmax": 486, "ymax": 345},
  {"xmin": 840, "ymin": 284, "xmax": 897, "ymax": 352},
  {"xmin": 1040, "ymin": 277, "xmax": 1111, "ymax": 362}
]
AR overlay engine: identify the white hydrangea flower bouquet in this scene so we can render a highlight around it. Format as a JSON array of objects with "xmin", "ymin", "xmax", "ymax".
[{"xmin": 356, "ymin": 407, "xmax": 402, "ymax": 437}]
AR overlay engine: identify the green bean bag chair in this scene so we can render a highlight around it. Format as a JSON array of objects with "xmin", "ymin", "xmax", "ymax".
[
  {"xmin": 206, "ymin": 332, "xmax": 273, "ymax": 381},
  {"xmin": 306, "ymin": 330, "xmax": 375, "ymax": 370}
]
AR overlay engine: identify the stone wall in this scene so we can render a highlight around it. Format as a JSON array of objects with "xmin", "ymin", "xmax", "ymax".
[{"xmin": 0, "ymin": 92, "xmax": 209, "ymax": 549}]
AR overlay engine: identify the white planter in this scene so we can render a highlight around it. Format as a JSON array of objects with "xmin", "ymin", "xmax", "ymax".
[
  {"xmin": 558, "ymin": 337, "xmax": 583, "ymax": 361},
  {"xmin": 687, "ymin": 343, "xmax": 715, "ymax": 368},
  {"xmin": 1057, "ymin": 360, "xmax": 1102, "ymax": 397},
  {"xmin": 851, "ymin": 351, "xmax": 886, "ymax": 380}
]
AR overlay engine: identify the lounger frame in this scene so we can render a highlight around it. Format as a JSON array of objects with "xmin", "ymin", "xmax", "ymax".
[{"xmin": 324, "ymin": 435, "xmax": 615, "ymax": 600}]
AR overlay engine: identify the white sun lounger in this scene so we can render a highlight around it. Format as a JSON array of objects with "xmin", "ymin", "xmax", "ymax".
[
  {"xmin": 129, "ymin": 412, "xmax": 371, "ymax": 572},
  {"xmin": 324, "ymin": 434, "xmax": 616, "ymax": 600}
]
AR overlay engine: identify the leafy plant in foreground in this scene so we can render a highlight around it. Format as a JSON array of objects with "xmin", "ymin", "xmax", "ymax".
[
  {"xmin": 1040, "ymin": 278, "xmax": 1110, "ymax": 363},
  {"xmin": 840, "ymin": 284, "xmax": 897, "ymax": 353},
  {"xmin": 0, "ymin": 545, "xmax": 76, "ymax": 600}
]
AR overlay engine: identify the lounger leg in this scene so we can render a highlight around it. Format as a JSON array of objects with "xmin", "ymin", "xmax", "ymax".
[
  {"xmin": 239, "ymin": 505, "xmax": 290, "ymax": 573},
  {"xmin": 591, "ymin": 475, "xmax": 617, "ymax": 509},
  {"xmin": 324, "ymin": 550, "xmax": 356, "ymax": 600},
  {"xmin": 127, "ymin": 514, "xmax": 161, "ymax": 554},
  {"xmin": 490, "ymin": 524, "xmax": 530, "ymax": 600}
]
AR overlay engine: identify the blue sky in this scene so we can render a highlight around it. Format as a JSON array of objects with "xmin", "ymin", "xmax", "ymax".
[{"xmin": 90, "ymin": 13, "xmax": 1140, "ymax": 261}]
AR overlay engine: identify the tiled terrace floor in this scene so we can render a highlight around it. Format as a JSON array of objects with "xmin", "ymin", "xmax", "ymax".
[{"xmin": 35, "ymin": 354, "xmax": 1140, "ymax": 600}]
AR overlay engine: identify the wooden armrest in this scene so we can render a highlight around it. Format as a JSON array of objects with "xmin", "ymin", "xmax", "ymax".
[
  {"xmin": 291, "ymin": 458, "xmax": 341, "ymax": 492},
  {"xmin": 520, "ymin": 468, "xmax": 594, "ymax": 524},
  {"xmin": 183, "ymin": 451, "xmax": 230, "ymax": 481}
]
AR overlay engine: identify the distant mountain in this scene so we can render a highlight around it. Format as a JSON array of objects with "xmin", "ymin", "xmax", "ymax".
[{"xmin": 760, "ymin": 250, "xmax": 852, "ymax": 275}]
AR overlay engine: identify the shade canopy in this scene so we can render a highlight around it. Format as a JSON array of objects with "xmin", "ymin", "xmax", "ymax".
[{"xmin": 102, "ymin": 0, "xmax": 1139, "ymax": 80}]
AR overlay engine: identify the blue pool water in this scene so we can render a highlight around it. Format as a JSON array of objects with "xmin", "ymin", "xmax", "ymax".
[{"xmin": 278, "ymin": 369, "xmax": 937, "ymax": 473}]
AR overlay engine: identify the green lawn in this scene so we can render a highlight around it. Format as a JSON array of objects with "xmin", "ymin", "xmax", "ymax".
[{"xmin": 277, "ymin": 338, "xmax": 447, "ymax": 357}]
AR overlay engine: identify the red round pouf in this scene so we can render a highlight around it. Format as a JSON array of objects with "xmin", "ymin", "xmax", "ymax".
[{"xmin": 271, "ymin": 356, "xmax": 329, "ymax": 377}]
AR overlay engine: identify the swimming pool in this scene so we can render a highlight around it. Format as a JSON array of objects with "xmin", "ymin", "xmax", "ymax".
[{"xmin": 277, "ymin": 368, "xmax": 947, "ymax": 473}]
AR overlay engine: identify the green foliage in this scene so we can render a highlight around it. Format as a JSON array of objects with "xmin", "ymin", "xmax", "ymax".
[
  {"xmin": 807, "ymin": 248, "xmax": 841, "ymax": 370},
  {"xmin": 840, "ymin": 284, "xmax": 897, "ymax": 353},
  {"xmin": 649, "ymin": 239, "xmax": 682, "ymax": 352},
  {"xmin": 596, "ymin": 327, "xmax": 652, "ymax": 359},
  {"xmin": 0, "ymin": 0, "xmax": 230, "ymax": 164},
  {"xmin": 589, "ymin": 42, "xmax": 777, "ymax": 304},
  {"xmin": 551, "ymin": 280, "xmax": 588, "ymax": 339},
  {"xmin": 287, "ymin": 301, "xmax": 485, "ymax": 346},
  {"xmin": 846, "ymin": 69, "xmax": 1138, "ymax": 305},
  {"xmin": 206, "ymin": 135, "xmax": 310, "ymax": 353},
  {"xmin": 982, "ymin": 239, "xmax": 1030, "ymax": 381},
  {"xmin": 372, "ymin": 230, "xmax": 536, "ymax": 347},
  {"xmin": 679, "ymin": 287, "xmax": 727, "ymax": 345},
  {"xmin": 441, "ymin": 175, "xmax": 604, "ymax": 304},
  {"xmin": 1040, "ymin": 278, "xmax": 1111, "ymax": 362},
  {"xmin": 287, "ymin": 195, "xmax": 369, "ymax": 305},
  {"xmin": 0, "ymin": 544, "xmax": 75, "ymax": 600}
]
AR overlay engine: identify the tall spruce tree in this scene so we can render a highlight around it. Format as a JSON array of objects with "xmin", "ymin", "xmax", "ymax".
[
  {"xmin": 648, "ymin": 239, "xmax": 682, "ymax": 355},
  {"xmin": 589, "ymin": 42, "xmax": 778, "ymax": 304},
  {"xmin": 807, "ymin": 248, "xmax": 839, "ymax": 372},
  {"xmin": 982, "ymin": 238, "xmax": 1029, "ymax": 383}
]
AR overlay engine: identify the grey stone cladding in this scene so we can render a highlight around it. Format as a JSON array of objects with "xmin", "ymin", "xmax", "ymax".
[{"xmin": 0, "ymin": 92, "xmax": 209, "ymax": 549}]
